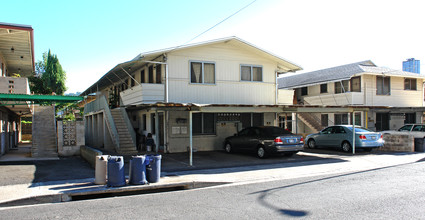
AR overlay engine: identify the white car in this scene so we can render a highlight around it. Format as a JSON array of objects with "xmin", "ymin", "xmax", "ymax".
[{"xmin": 382, "ymin": 124, "xmax": 425, "ymax": 138}]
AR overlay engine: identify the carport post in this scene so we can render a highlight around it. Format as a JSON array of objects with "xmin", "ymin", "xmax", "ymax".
[
  {"xmin": 352, "ymin": 111, "xmax": 356, "ymax": 155},
  {"xmin": 189, "ymin": 111, "xmax": 193, "ymax": 166}
]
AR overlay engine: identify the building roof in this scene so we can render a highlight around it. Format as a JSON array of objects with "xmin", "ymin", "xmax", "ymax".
[
  {"xmin": 81, "ymin": 37, "xmax": 302, "ymax": 96},
  {"xmin": 0, "ymin": 22, "xmax": 35, "ymax": 77},
  {"xmin": 278, "ymin": 60, "xmax": 425, "ymax": 89}
]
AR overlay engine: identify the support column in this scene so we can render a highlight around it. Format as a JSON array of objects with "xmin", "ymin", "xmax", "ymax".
[{"xmin": 189, "ymin": 111, "xmax": 193, "ymax": 166}]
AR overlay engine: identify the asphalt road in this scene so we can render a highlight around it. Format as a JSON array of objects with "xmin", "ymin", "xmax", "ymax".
[{"xmin": 1, "ymin": 159, "xmax": 425, "ymax": 219}]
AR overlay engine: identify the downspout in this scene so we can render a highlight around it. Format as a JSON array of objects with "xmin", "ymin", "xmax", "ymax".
[
  {"xmin": 189, "ymin": 111, "xmax": 193, "ymax": 166},
  {"xmin": 275, "ymin": 71, "xmax": 278, "ymax": 105},
  {"xmin": 352, "ymin": 110, "xmax": 356, "ymax": 155},
  {"xmin": 165, "ymin": 54, "xmax": 169, "ymax": 103}
]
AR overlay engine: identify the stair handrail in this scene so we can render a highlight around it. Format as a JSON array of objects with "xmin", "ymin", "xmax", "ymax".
[
  {"xmin": 301, "ymin": 100, "xmax": 335, "ymax": 126},
  {"xmin": 84, "ymin": 95, "xmax": 120, "ymax": 149}
]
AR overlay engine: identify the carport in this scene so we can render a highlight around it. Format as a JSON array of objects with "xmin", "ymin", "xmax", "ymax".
[{"xmin": 0, "ymin": 93, "xmax": 83, "ymax": 157}]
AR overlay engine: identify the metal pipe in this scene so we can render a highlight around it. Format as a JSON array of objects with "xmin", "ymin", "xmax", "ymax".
[
  {"xmin": 352, "ymin": 110, "xmax": 356, "ymax": 155},
  {"xmin": 189, "ymin": 111, "xmax": 193, "ymax": 166}
]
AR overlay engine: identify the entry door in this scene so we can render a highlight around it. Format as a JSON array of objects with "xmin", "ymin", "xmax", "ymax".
[{"xmin": 376, "ymin": 113, "xmax": 389, "ymax": 131}]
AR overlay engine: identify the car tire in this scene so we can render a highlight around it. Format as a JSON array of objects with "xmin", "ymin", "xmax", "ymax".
[
  {"xmin": 257, "ymin": 146, "xmax": 267, "ymax": 159},
  {"xmin": 307, "ymin": 139, "xmax": 316, "ymax": 149},
  {"xmin": 341, "ymin": 141, "xmax": 352, "ymax": 152},
  {"xmin": 225, "ymin": 143, "xmax": 233, "ymax": 153}
]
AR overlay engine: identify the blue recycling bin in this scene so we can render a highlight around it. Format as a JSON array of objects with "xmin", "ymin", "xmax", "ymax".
[
  {"xmin": 146, "ymin": 154, "xmax": 162, "ymax": 183},
  {"xmin": 129, "ymin": 155, "xmax": 148, "ymax": 185},
  {"xmin": 107, "ymin": 156, "xmax": 126, "ymax": 187}
]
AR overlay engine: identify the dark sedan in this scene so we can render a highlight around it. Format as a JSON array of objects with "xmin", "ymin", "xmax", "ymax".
[{"xmin": 223, "ymin": 126, "xmax": 304, "ymax": 158}]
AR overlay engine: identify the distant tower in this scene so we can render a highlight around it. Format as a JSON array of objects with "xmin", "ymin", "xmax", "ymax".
[{"xmin": 403, "ymin": 58, "xmax": 420, "ymax": 74}]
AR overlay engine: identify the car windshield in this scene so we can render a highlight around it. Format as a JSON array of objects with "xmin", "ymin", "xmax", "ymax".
[
  {"xmin": 262, "ymin": 127, "xmax": 292, "ymax": 135},
  {"xmin": 346, "ymin": 127, "xmax": 373, "ymax": 132}
]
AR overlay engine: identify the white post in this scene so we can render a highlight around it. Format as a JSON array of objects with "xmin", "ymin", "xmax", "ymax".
[
  {"xmin": 189, "ymin": 111, "xmax": 193, "ymax": 166},
  {"xmin": 352, "ymin": 111, "xmax": 356, "ymax": 155},
  {"xmin": 155, "ymin": 110, "xmax": 159, "ymax": 153}
]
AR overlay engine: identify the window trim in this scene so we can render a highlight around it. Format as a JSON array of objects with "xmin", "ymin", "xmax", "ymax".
[
  {"xmin": 350, "ymin": 76, "xmax": 361, "ymax": 92},
  {"xmin": 335, "ymin": 80, "xmax": 349, "ymax": 94},
  {"xmin": 189, "ymin": 60, "xmax": 216, "ymax": 85},
  {"xmin": 240, "ymin": 64, "xmax": 263, "ymax": 82},
  {"xmin": 193, "ymin": 113, "xmax": 216, "ymax": 135},
  {"xmin": 404, "ymin": 78, "xmax": 417, "ymax": 91},
  {"xmin": 376, "ymin": 76, "xmax": 391, "ymax": 95}
]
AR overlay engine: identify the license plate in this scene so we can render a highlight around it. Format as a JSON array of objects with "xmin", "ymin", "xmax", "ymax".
[
  {"xmin": 372, "ymin": 136, "xmax": 376, "ymax": 140},
  {"xmin": 288, "ymin": 139, "xmax": 295, "ymax": 143}
]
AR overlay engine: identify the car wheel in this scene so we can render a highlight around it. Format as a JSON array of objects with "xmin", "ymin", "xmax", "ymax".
[
  {"xmin": 307, "ymin": 139, "xmax": 316, "ymax": 149},
  {"xmin": 341, "ymin": 141, "xmax": 352, "ymax": 152},
  {"xmin": 257, "ymin": 146, "xmax": 267, "ymax": 159},
  {"xmin": 225, "ymin": 143, "xmax": 233, "ymax": 153}
]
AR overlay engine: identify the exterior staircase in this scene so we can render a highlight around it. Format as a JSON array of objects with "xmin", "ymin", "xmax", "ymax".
[
  {"xmin": 297, "ymin": 112, "xmax": 323, "ymax": 133},
  {"xmin": 110, "ymin": 109, "xmax": 138, "ymax": 155}
]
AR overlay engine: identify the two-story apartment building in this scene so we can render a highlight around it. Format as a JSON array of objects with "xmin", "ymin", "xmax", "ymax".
[
  {"xmin": 81, "ymin": 37, "xmax": 302, "ymax": 155},
  {"xmin": 0, "ymin": 22, "xmax": 34, "ymax": 156},
  {"xmin": 278, "ymin": 60, "xmax": 425, "ymax": 134}
]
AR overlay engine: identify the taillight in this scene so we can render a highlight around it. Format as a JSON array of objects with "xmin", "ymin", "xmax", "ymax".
[
  {"xmin": 300, "ymin": 137, "xmax": 304, "ymax": 143},
  {"xmin": 274, "ymin": 137, "xmax": 283, "ymax": 144},
  {"xmin": 380, "ymin": 134, "xmax": 383, "ymax": 139},
  {"xmin": 359, "ymin": 135, "xmax": 366, "ymax": 140}
]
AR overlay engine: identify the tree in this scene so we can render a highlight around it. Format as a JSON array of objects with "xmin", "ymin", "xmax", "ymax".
[{"xmin": 29, "ymin": 50, "xmax": 67, "ymax": 95}]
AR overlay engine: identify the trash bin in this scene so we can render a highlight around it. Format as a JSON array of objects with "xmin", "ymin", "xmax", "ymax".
[
  {"xmin": 146, "ymin": 154, "xmax": 162, "ymax": 183},
  {"xmin": 107, "ymin": 156, "xmax": 126, "ymax": 187},
  {"xmin": 129, "ymin": 155, "xmax": 148, "ymax": 185},
  {"xmin": 95, "ymin": 155, "xmax": 109, "ymax": 185},
  {"xmin": 414, "ymin": 138, "xmax": 425, "ymax": 152}
]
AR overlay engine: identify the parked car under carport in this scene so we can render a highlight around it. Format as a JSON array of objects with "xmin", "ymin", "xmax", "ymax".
[{"xmin": 223, "ymin": 126, "xmax": 304, "ymax": 158}]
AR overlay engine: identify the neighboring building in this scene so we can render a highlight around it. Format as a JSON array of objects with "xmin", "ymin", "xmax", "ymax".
[
  {"xmin": 81, "ymin": 37, "xmax": 302, "ymax": 154},
  {"xmin": 403, "ymin": 58, "xmax": 420, "ymax": 74},
  {"xmin": 278, "ymin": 60, "xmax": 425, "ymax": 134},
  {"xmin": 0, "ymin": 22, "xmax": 34, "ymax": 156}
]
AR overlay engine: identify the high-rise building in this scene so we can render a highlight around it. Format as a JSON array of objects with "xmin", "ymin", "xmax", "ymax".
[{"xmin": 403, "ymin": 58, "xmax": 420, "ymax": 74}]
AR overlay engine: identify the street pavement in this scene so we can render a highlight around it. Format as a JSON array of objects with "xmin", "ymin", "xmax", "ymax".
[{"xmin": 0, "ymin": 145, "xmax": 424, "ymax": 208}]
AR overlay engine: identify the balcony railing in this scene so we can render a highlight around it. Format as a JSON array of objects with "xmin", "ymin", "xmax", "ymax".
[{"xmin": 120, "ymin": 83, "xmax": 165, "ymax": 106}]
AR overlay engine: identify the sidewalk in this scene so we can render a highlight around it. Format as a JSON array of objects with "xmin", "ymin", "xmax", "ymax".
[{"xmin": 1, "ymin": 147, "xmax": 424, "ymax": 208}]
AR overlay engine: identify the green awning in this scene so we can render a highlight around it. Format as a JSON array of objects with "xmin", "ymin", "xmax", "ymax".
[{"xmin": 0, "ymin": 93, "xmax": 83, "ymax": 106}]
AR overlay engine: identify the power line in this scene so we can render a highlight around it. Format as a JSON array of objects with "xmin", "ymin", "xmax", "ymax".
[{"xmin": 169, "ymin": 0, "xmax": 257, "ymax": 53}]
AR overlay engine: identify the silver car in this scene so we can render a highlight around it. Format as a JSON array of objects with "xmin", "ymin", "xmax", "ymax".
[{"xmin": 306, "ymin": 125, "xmax": 384, "ymax": 152}]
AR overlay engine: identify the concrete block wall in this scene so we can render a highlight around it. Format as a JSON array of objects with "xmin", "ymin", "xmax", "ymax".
[
  {"xmin": 380, "ymin": 134, "xmax": 414, "ymax": 152},
  {"xmin": 31, "ymin": 105, "xmax": 58, "ymax": 157},
  {"xmin": 80, "ymin": 145, "xmax": 103, "ymax": 168},
  {"xmin": 57, "ymin": 120, "xmax": 85, "ymax": 156}
]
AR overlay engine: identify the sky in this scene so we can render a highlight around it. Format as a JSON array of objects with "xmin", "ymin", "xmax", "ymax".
[{"xmin": 2, "ymin": 0, "xmax": 425, "ymax": 94}]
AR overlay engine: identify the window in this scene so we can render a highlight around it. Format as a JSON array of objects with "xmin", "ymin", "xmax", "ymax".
[
  {"xmin": 193, "ymin": 113, "xmax": 216, "ymax": 135},
  {"xmin": 156, "ymin": 64, "xmax": 162, "ymax": 84},
  {"xmin": 334, "ymin": 114, "xmax": 348, "ymax": 125},
  {"xmin": 151, "ymin": 113, "xmax": 156, "ymax": 134},
  {"xmin": 240, "ymin": 113, "xmax": 264, "ymax": 129},
  {"xmin": 142, "ymin": 114, "xmax": 147, "ymax": 130},
  {"xmin": 301, "ymin": 87, "xmax": 308, "ymax": 96},
  {"xmin": 335, "ymin": 80, "xmax": 349, "ymax": 94},
  {"xmin": 148, "ymin": 66, "xmax": 154, "ymax": 83},
  {"xmin": 376, "ymin": 76, "xmax": 390, "ymax": 95},
  {"xmin": 351, "ymin": 76, "xmax": 361, "ymax": 92},
  {"xmin": 190, "ymin": 61, "xmax": 215, "ymax": 84},
  {"xmin": 241, "ymin": 65, "xmax": 262, "ymax": 82},
  {"xmin": 405, "ymin": 113, "xmax": 416, "ymax": 124},
  {"xmin": 130, "ymin": 75, "xmax": 135, "ymax": 87},
  {"xmin": 404, "ymin": 78, "xmax": 417, "ymax": 90},
  {"xmin": 321, "ymin": 114, "xmax": 328, "ymax": 127},
  {"xmin": 141, "ymin": 69, "xmax": 146, "ymax": 83},
  {"xmin": 320, "ymin": 84, "xmax": 327, "ymax": 93}
]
